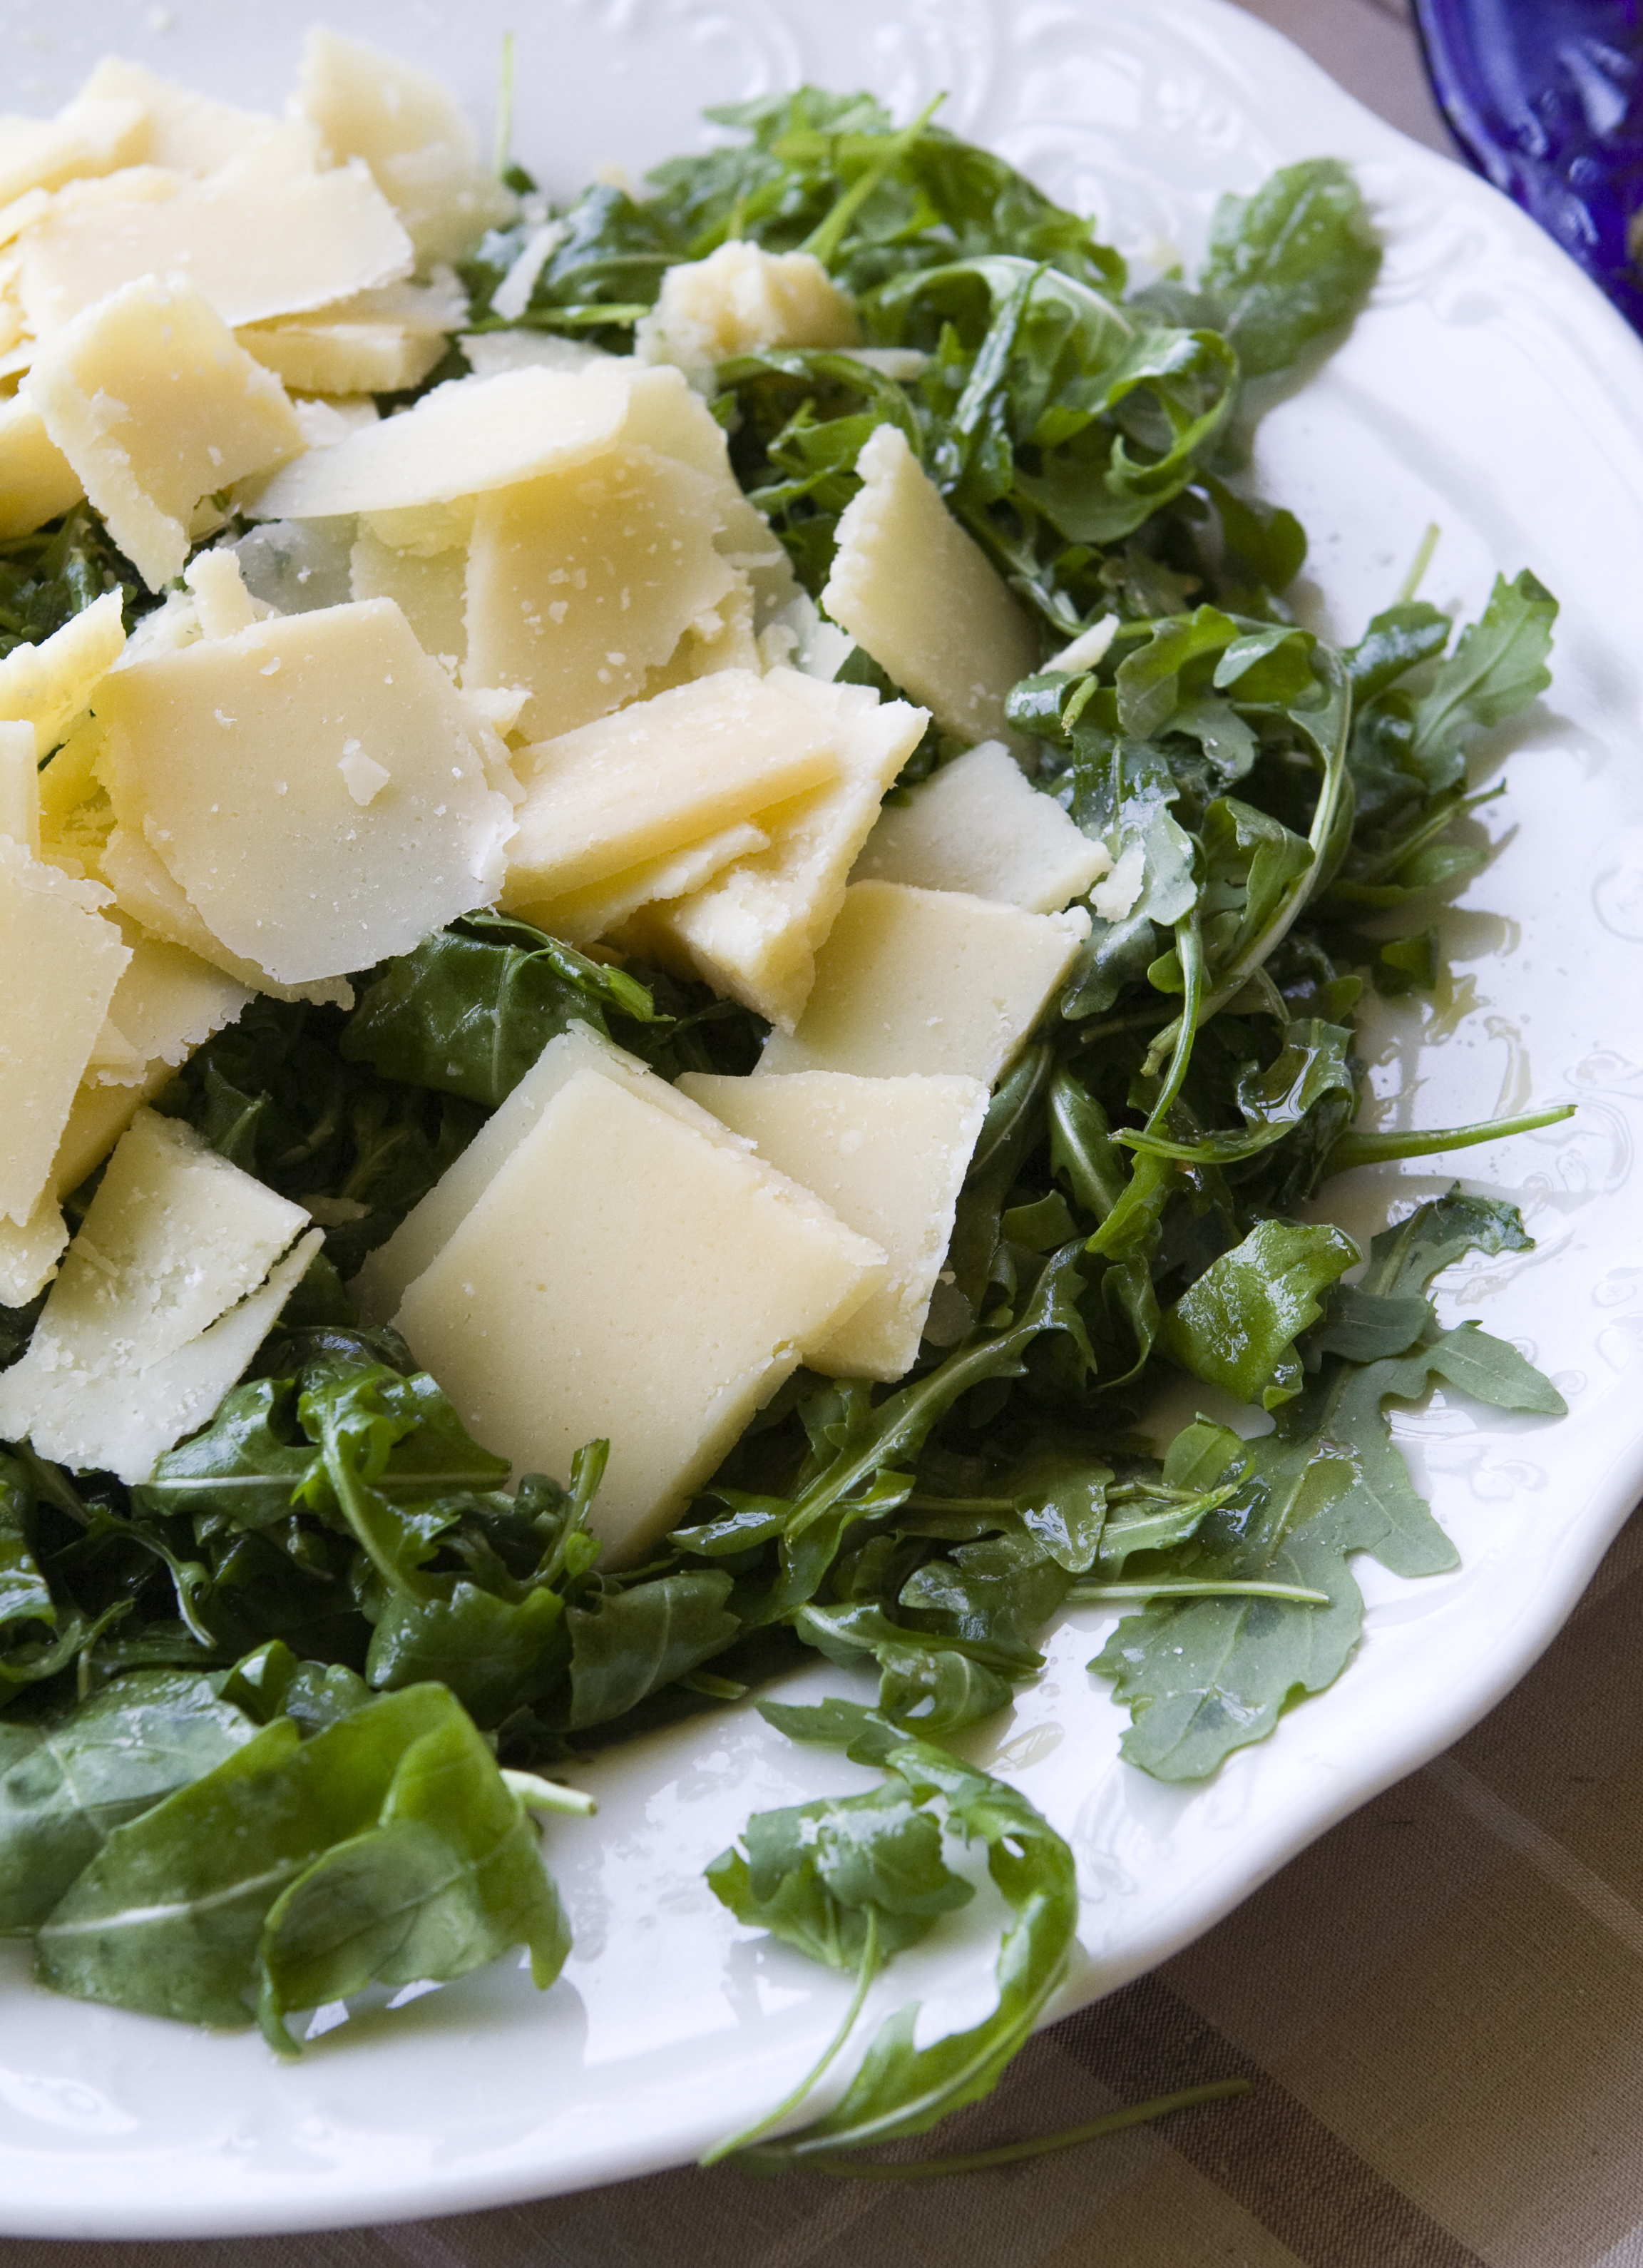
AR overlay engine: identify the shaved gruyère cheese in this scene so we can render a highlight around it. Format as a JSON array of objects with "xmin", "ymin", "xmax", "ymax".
[
  {"xmin": 615, "ymin": 363, "xmax": 799, "ymax": 624},
  {"xmin": 854, "ymin": 737, "xmax": 1112, "ymax": 911},
  {"xmin": 72, "ymin": 57, "xmax": 314, "ymax": 178},
  {"xmin": 680, "ymin": 1069, "xmax": 989, "ymax": 1380},
  {"xmin": 0, "ymin": 393, "xmax": 83, "ymax": 540},
  {"xmin": 465, "ymin": 442, "xmax": 737, "ymax": 742},
  {"xmin": 516, "ymin": 819, "xmax": 767, "ymax": 948},
  {"xmin": 822, "ymin": 422, "xmax": 1040, "ymax": 746},
  {"xmin": 98, "ymin": 824, "xmax": 353, "ymax": 1008},
  {"xmin": 501, "ymin": 670, "xmax": 838, "ymax": 907},
  {"xmin": 357, "ymin": 1021, "xmax": 701, "ymax": 1321},
  {"xmin": 18, "ymin": 145, "xmax": 410, "ymax": 337},
  {"xmin": 183, "ymin": 549, "xmax": 261, "ymax": 640},
  {"xmin": 0, "ymin": 97, "xmax": 145, "ymax": 206},
  {"xmin": 244, "ymin": 367, "xmax": 627, "ymax": 521},
  {"xmin": 632, "ymin": 673, "xmax": 926, "ymax": 1031},
  {"xmin": 0, "ymin": 589, "xmax": 125, "ymax": 759},
  {"xmin": 25, "ymin": 275, "xmax": 304, "ymax": 591},
  {"xmin": 757, "ymin": 879, "xmax": 1090, "ymax": 1086},
  {"xmin": 394, "ymin": 1065, "xmax": 885, "ymax": 1563},
  {"xmin": 637, "ymin": 240, "xmax": 861, "ymax": 379},
  {"xmin": 96, "ymin": 597, "xmax": 517, "ymax": 986},
  {"xmin": 0, "ymin": 719, "xmax": 39, "ymax": 853},
  {"xmin": 236, "ymin": 317, "xmax": 447, "ymax": 399},
  {"xmin": 349, "ymin": 527, "xmax": 467, "ymax": 668},
  {"xmin": 0, "ymin": 837, "xmax": 130, "ymax": 1225},
  {"xmin": 0, "ymin": 1108, "xmax": 321, "ymax": 1483},
  {"xmin": 294, "ymin": 27, "xmax": 512, "ymax": 263},
  {"xmin": 88, "ymin": 917, "xmax": 250, "ymax": 1086}
]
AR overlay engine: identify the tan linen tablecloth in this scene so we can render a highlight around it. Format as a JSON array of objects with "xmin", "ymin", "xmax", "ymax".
[{"xmin": 18, "ymin": 9, "xmax": 1643, "ymax": 2264}]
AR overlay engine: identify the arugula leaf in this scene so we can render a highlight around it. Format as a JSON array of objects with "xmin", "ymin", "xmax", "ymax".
[
  {"xmin": 35, "ymin": 1684, "xmax": 569, "ymax": 2045},
  {"xmin": 1158, "ymin": 1218, "xmax": 1359, "ymax": 1407},
  {"xmin": 0, "ymin": 1670, "xmax": 257, "ymax": 1932},
  {"xmin": 703, "ymin": 1703, "xmax": 1077, "ymax": 2172},
  {"xmin": 1199, "ymin": 158, "xmax": 1382, "ymax": 377},
  {"xmin": 341, "ymin": 915, "xmax": 662, "ymax": 1108}
]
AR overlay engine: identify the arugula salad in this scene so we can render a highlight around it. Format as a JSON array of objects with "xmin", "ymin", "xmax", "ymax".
[{"xmin": 0, "ymin": 34, "xmax": 1572, "ymax": 2168}]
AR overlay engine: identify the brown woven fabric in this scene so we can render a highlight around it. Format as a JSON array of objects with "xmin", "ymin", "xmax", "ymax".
[{"xmin": 20, "ymin": 15, "xmax": 1639, "ymax": 2265}]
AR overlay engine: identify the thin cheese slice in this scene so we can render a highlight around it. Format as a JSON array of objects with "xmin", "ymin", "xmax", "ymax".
[
  {"xmin": 0, "ymin": 591, "xmax": 125, "ymax": 759},
  {"xmin": 183, "ymin": 550, "xmax": 260, "ymax": 640},
  {"xmin": 757, "ymin": 879, "xmax": 1090, "ymax": 1086},
  {"xmin": 349, "ymin": 528, "xmax": 466, "ymax": 668},
  {"xmin": 295, "ymin": 28, "xmax": 512, "ymax": 263},
  {"xmin": 465, "ymin": 442, "xmax": 737, "ymax": 742},
  {"xmin": 394, "ymin": 1066, "xmax": 886, "ymax": 1563},
  {"xmin": 0, "ymin": 394, "xmax": 83, "ymax": 540},
  {"xmin": 0, "ymin": 1195, "xmax": 70, "ymax": 1309},
  {"xmin": 18, "ymin": 151, "xmax": 410, "ymax": 336},
  {"xmin": 88, "ymin": 918, "xmax": 250, "ymax": 1086},
  {"xmin": 243, "ymin": 367, "xmax": 626, "ymax": 521},
  {"xmin": 0, "ymin": 1108, "xmax": 320, "ymax": 1483},
  {"xmin": 615, "ymin": 363, "xmax": 799, "ymax": 625},
  {"xmin": 0, "ymin": 98, "xmax": 145, "ymax": 206},
  {"xmin": 97, "ymin": 598, "xmax": 517, "ymax": 986},
  {"xmin": 679, "ymin": 1071, "xmax": 989, "ymax": 1381},
  {"xmin": 516, "ymin": 819, "xmax": 767, "ymax": 948},
  {"xmin": 237, "ymin": 317, "xmax": 447, "ymax": 399},
  {"xmin": 357, "ymin": 1021, "xmax": 702, "ymax": 1322},
  {"xmin": 25, "ymin": 275, "xmax": 304, "ymax": 591},
  {"xmin": 501, "ymin": 670, "xmax": 838, "ymax": 906},
  {"xmin": 0, "ymin": 719, "xmax": 39, "ymax": 853},
  {"xmin": 633, "ymin": 673, "xmax": 926, "ymax": 1031},
  {"xmin": 822, "ymin": 424, "xmax": 1040, "ymax": 745},
  {"xmin": 0, "ymin": 837, "xmax": 129, "ymax": 1226},
  {"xmin": 98, "ymin": 825, "xmax": 353, "ymax": 1008},
  {"xmin": 73, "ymin": 58, "xmax": 312, "ymax": 178},
  {"xmin": 854, "ymin": 737, "xmax": 1112, "ymax": 911}
]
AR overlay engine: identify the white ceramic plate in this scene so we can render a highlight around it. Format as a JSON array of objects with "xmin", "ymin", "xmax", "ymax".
[{"xmin": 6, "ymin": 0, "xmax": 1643, "ymax": 2237}]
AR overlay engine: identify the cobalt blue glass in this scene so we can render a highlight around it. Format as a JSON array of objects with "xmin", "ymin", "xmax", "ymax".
[{"xmin": 1413, "ymin": 0, "xmax": 1643, "ymax": 329}]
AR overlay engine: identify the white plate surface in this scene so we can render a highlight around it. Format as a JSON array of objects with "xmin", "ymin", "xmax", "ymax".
[{"xmin": 5, "ymin": 0, "xmax": 1643, "ymax": 2237}]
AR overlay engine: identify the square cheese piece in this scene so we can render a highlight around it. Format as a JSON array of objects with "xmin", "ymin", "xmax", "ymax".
[
  {"xmin": 822, "ymin": 424, "xmax": 1040, "ymax": 746},
  {"xmin": 854, "ymin": 737, "xmax": 1112, "ymax": 913},
  {"xmin": 357, "ymin": 1021, "xmax": 744, "ymax": 1323},
  {"xmin": 501, "ymin": 670, "xmax": 838, "ymax": 906},
  {"xmin": 756, "ymin": 879, "xmax": 1090, "ymax": 1086},
  {"xmin": 245, "ymin": 367, "xmax": 626, "ymax": 521},
  {"xmin": 633, "ymin": 672, "xmax": 927, "ymax": 1031},
  {"xmin": 0, "ymin": 1108, "xmax": 322, "ymax": 1483},
  {"xmin": 96, "ymin": 598, "xmax": 517, "ymax": 987},
  {"xmin": 466, "ymin": 442, "xmax": 736, "ymax": 741},
  {"xmin": 679, "ymin": 1070, "xmax": 988, "ymax": 1381},
  {"xmin": 237, "ymin": 317, "xmax": 448, "ymax": 400},
  {"xmin": 516, "ymin": 820, "xmax": 767, "ymax": 949},
  {"xmin": 0, "ymin": 837, "xmax": 130, "ymax": 1226},
  {"xmin": 25, "ymin": 275, "xmax": 304, "ymax": 591},
  {"xmin": 394, "ymin": 1066, "xmax": 886, "ymax": 1563}
]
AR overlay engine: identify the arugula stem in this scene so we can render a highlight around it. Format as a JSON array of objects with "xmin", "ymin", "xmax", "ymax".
[
  {"xmin": 1397, "ymin": 521, "xmax": 1440, "ymax": 605},
  {"xmin": 493, "ymin": 31, "xmax": 516, "ymax": 180},
  {"xmin": 1140, "ymin": 913, "xmax": 1204, "ymax": 1105},
  {"xmin": 701, "ymin": 1908, "xmax": 882, "ymax": 2167},
  {"xmin": 1324, "ymin": 1102, "xmax": 1574, "ymax": 1178},
  {"xmin": 794, "ymin": 2077, "xmax": 1251, "ymax": 2180},
  {"xmin": 800, "ymin": 98, "xmax": 943, "ymax": 270},
  {"xmin": 1068, "ymin": 1579, "xmax": 1330, "ymax": 1605},
  {"xmin": 501, "ymin": 1771, "xmax": 596, "ymax": 1817}
]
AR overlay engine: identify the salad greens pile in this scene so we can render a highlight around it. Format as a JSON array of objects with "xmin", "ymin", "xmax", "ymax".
[{"xmin": 1, "ymin": 87, "xmax": 1569, "ymax": 2167}]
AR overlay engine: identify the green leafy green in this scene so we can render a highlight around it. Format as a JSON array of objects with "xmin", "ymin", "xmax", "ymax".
[{"xmin": 703, "ymin": 1702, "xmax": 1076, "ymax": 2172}]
